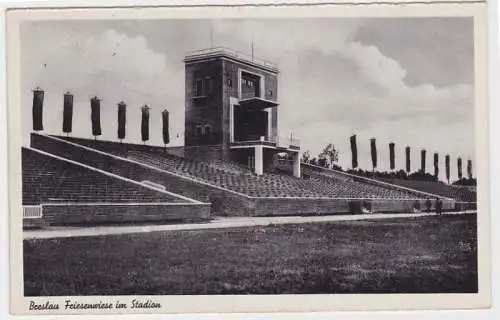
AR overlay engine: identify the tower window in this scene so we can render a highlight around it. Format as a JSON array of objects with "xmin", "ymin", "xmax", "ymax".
[
  {"xmin": 227, "ymin": 79, "xmax": 232, "ymax": 88},
  {"xmin": 242, "ymin": 79, "xmax": 254, "ymax": 87},
  {"xmin": 241, "ymin": 71, "xmax": 261, "ymax": 99},
  {"xmin": 195, "ymin": 125, "xmax": 203, "ymax": 136},
  {"xmin": 204, "ymin": 125, "xmax": 212, "ymax": 136},
  {"xmin": 195, "ymin": 79, "xmax": 203, "ymax": 96},
  {"xmin": 204, "ymin": 77, "xmax": 212, "ymax": 94}
]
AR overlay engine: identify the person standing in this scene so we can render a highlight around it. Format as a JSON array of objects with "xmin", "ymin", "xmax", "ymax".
[
  {"xmin": 426, "ymin": 199, "xmax": 432, "ymax": 212},
  {"xmin": 435, "ymin": 197, "xmax": 442, "ymax": 215}
]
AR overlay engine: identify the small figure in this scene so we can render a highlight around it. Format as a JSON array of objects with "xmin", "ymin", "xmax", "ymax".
[
  {"xmin": 426, "ymin": 198, "xmax": 432, "ymax": 212},
  {"xmin": 435, "ymin": 197, "xmax": 442, "ymax": 215}
]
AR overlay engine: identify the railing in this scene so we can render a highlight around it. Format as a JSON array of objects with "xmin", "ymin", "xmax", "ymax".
[
  {"xmin": 233, "ymin": 135, "xmax": 300, "ymax": 149},
  {"xmin": 185, "ymin": 47, "xmax": 277, "ymax": 69},
  {"xmin": 23, "ymin": 205, "xmax": 43, "ymax": 219},
  {"xmin": 241, "ymin": 91, "xmax": 260, "ymax": 100},
  {"xmin": 276, "ymin": 136, "xmax": 300, "ymax": 149},
  {"xmin": 451, "ymin": 185, "xmax": 477, "ymax": 192}
]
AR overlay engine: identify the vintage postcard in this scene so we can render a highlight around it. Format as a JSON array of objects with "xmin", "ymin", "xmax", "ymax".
[{"xmin": 5, "ymin": 0, "xmax": 491, "ymax": 315}]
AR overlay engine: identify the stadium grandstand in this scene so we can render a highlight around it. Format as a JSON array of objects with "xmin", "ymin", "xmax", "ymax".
[{"xmin": 22, "ymin": 47, "xmax": 476, "ymax": 227}]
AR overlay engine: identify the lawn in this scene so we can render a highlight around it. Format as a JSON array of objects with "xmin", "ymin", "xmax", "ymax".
[{"xmin": 23, "ymin": 214, "xmax": 477, "ymax": 295}]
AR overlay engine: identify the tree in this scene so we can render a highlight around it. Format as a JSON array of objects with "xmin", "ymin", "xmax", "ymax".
[
  {"xmin": 395, "ymin": 169, "xmax": 407, "ymax": 179},
  {"xmin": 318, "ymin": 157, "xmax": 327, "ymax": 168},
  {"xmin": 318, "ymin": 143, "xmax": 339, "ymax": 169},
  {"xmin": 453, "ymin": 177, "xmax": 477, "ymax": 186}
]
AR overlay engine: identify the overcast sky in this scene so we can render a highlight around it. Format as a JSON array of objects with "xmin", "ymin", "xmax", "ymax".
[{"xmin": 20, "ymin": 18, "xmax": 475, "ymax": 181}]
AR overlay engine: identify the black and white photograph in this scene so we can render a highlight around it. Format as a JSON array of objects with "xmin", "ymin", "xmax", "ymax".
[{"xmin": 5, "ymin": 1, "xmax": 491, "ymax": 315}]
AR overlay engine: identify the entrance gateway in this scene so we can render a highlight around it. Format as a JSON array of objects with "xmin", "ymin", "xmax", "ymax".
[{"xmin": 183, "ymin": 47, "xmax": 301, "ymax": 177}]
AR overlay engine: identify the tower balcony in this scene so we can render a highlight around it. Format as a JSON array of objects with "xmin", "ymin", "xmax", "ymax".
[
  {"xmin": 231, "ymin": 134, "xmax": 300, "ymax": 151},
  {"xmin": 238, "ymin": 97, "xmax": 279, "ymax": 110}
]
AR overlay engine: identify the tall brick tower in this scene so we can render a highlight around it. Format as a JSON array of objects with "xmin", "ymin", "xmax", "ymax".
[{"xmin": 183, "ymin": 47, "xmax": 300, "ymax": 177}]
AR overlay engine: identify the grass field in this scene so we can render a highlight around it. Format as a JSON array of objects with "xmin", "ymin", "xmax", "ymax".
[{"xmin": 23, "ymin": 214, "xmax": 477, "ymax": 295}]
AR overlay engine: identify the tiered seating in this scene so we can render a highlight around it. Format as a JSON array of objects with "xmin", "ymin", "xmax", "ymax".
[
  {"xmin": 303, "ymin": 176, "xmax": 417, "ymax": 199},
  {"xmin": 127, "ymin": 151, "xmax": 320, "ymax": 197},
  {"xmin": 376, "ymin": 178, "xmax": 477, "ymax": 202},
  {"xmin": 202, "ymin": 159, "xmax": 250, "ymax": 175},
  {"xmin": 22, "ymin": 148, "xmax": 185, "ymax": 205},
  {"xmin": 301, "ymin": 169, "xmax": 427, "ymax": 199},
  {"xmin": 127, "ymin": 151, "xmax": 424, "ymax": 199},
  {"xmin": 51, "ymin": 135, "xmax": 433, "ymax": 200}
]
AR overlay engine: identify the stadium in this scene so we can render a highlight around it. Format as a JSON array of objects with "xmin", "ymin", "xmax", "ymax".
[
  {"xmin": 21, "ymin": 42, "xmax": 478, "ymax": 295},
  {"xmin": 22, "ymin": 47, "xmax": 477, "ymax": 228}
]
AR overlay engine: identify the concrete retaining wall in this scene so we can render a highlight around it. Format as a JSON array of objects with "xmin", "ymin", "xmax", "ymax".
[{"xmin": 42, "ymin": 203, "xmax": 211, "ymax": 225}]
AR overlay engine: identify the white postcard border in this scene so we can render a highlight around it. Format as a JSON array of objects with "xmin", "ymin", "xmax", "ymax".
[{"xmin": 5, "ymin": 2, "xmax": 491, "ymax": 315}]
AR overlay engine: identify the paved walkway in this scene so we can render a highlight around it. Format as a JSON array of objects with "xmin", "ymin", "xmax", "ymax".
[{"xmin": 23, "ymin": 211, "xmax": 476, "ymax": 240}]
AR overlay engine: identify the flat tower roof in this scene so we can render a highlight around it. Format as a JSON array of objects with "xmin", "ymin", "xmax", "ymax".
[{"xmin": 184, "ymin": 47, "xmax": 279, "ymax": 73}]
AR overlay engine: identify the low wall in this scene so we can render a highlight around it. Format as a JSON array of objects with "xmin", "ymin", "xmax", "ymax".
[
  {"xmin": 371, "ymin": 200, "xmax": 414, "ymax": 213},
  {"xmin": 370, "ymin": 199, "xmax": 454, "ymax": 213},
  {"xmin": 454, "ymin": 202, "xmax": 477, "ymax": 211},
  {"xmin": 52, "ymin": 135, "xmax": 174, "ymax": 155},
  {"xmin": 42, "ymin": 203, "xmax": 211, "ymax": 226},
  {"xmin": 252, "ymin": 198, "xmax": 350, "ymax": 216},
  {"xmin": 23, "ymin": 218, "xmax": 48, "ymax": 229},
  {"xmin": 241, "ymin": 198, "xmax": 458, "ymax": 217}
]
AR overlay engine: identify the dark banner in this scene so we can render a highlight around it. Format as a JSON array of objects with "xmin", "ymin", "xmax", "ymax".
[
  {"xmin": 162, "ymin": 109, "xmax": 170, "ymax": 146},
  {"xmin": 421, "ymin": 149, "xmax": 426, "ymax": 173},
  {"xmin": 467, "ymin": 159, "xmax": 473, "ymax": 179},
  {"xmin": 370, "ymin": 138, "xmax": 377, "ymax": 170},
  {"xmin": 32, "ymin": 89, "xmax": 44, "ymax": 131},
  {"xmin": 62, "ymin": 92, "xmax": 73, "ymax": 134},
  {"xmin": 457, "ymin": 157, "xmax": 463, "ymax": 180},
  {"xmin": 90, "ymin": 97, "xmax": 102, "ymax": 137},
  {"xmin": 141, "ymin": 105, "xmax": 150, "ymax": 142},
  {"xmin": 445, "ymin": 154, "xmax": 451, "ymax": 183},
  {"xmin": 350, "ymin": 135, "xmax": 358, "ymax": 169},
  {"xmin": 389, "ymin": 142, "xmax": 395, "ymax": 170},
  {"xmin": 434, "ymin": 153, "xmax": 439, "ymax": 178},
  {"xmin": 118, "ymin": 102, "xmax": 126, "ymax": 141},
  {"xmin": 405, "ymin": 146, "xmax": 411, "ymax": 173}
]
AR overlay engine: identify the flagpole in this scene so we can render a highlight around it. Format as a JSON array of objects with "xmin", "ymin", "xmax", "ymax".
[
  {"xmin": 210, "ymin": 22, "xmax": 214, "ymax": 50},
  {"xmin": 251, "ymin": 30, "xmax": 254, "ymax": 61}
]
